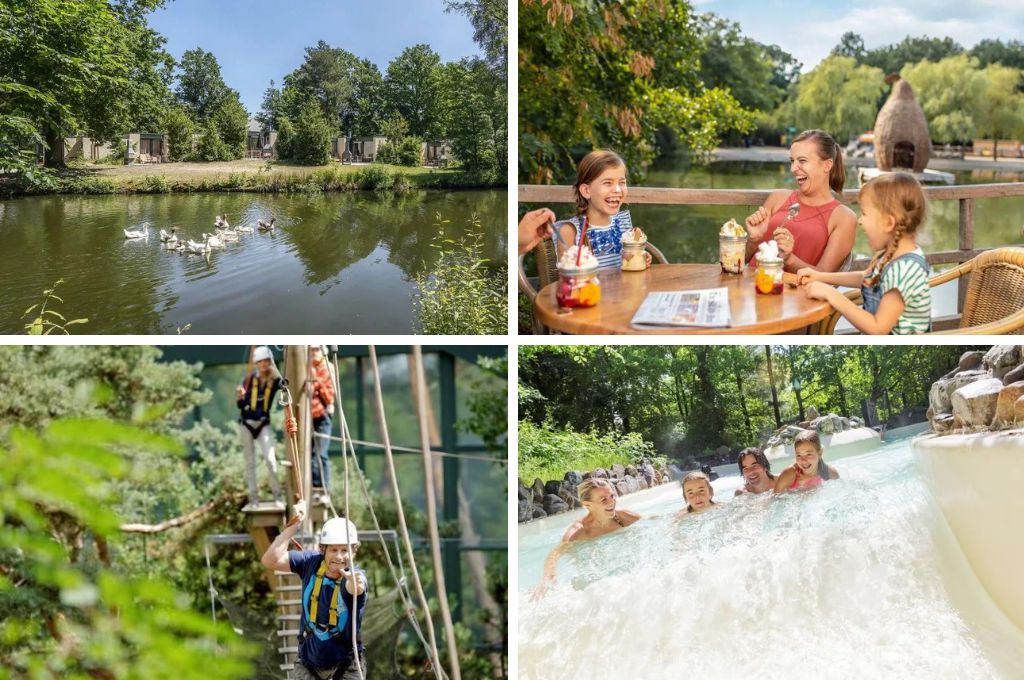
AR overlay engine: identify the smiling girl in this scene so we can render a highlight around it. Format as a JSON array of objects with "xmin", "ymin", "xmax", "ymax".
[
  {"xmin": 774, "ymin": 430, "xmax": 839, "ymax": 493},
  {"xmin": 799, "ymin": 172, "xmax": 931, "ymax": 334},
  {"xmin": 677, "ymin": 471, "xmax": 717, "ymax": 516},
  {"xmin": 555, "ymin": 149, "xmax": 650, "ymax": 269},
  {"xmin": 744, "ymin": 129, "xmax": 857, "ymax": 272}
]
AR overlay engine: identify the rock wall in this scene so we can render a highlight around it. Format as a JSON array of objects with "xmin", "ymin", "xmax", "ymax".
[
  {"xmin": 927, "ymin": 347, "xmax": 1024, "ymax": 433},
  {"xmin": 517, "ymin": 458, "xmax": 670, "ymax": 523},
  {"xmin": 764, "ymin": 412, "xmax": 865, "ymax": 450}
]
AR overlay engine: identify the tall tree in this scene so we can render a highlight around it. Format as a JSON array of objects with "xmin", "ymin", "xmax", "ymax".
[
  {"xmin": 444, "ymin": 0, "xmax": 508, "ymax": 72},
  {"xmin": 832, "ymin": 32, "xmax": 866, "ymax": 62},
  {"xmin": 901, "ymin": 55, "xmax": 986, "ymax": 142},
  {"xmin": 863, "ymin": 35, "xmax": 964, "ymax": 74},
  {"xmin": 970, "ymin": 39, "xmax": 1024, "ymax": 71},
  {"xmin": 385, "ymin": 44, "xmax": 445, "ymax": 138},
  {"xmin": 975, "ymin": 63, "xmax": 1024, "ymax": 162},
  {"xmin": 175, "ymin": 48, "xmax": 231, "ymax": 121},
  {"xmin": 0, "ymin": 0, "xmax": 174, "ymax": 168},
  {"xmin": 519, "ymin": 0, "xmax": 753, "ymax": 183},
  {"xmin": 283, "ymin": 41, "xmax": 361, "ymax": 133}
]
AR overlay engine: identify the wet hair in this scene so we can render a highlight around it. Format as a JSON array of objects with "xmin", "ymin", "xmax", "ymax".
[
  {"xmin": 793, "ymin": 429, "xmax": 835, "ymax": 480},
  {"xmin": 792, "ymin": 129, "xmax": 845, "ymax": 194},
  {"xmin": 736, "ymin": 447, "xmax": 775, "ymax": 480},
  {"xmin": 681, "ymin": 471, "xmax": 715, "ymax": 513},
  {"xmin": 860, "ymin": 172, "xmax": 928, "ymax": 286},
  {"xmin": 573, "ymin": 149, "xmax": 627, "ymax": 216},
  {"xmin": 577, "ymin": 477, "xmax": 615, "ymax": 502}
]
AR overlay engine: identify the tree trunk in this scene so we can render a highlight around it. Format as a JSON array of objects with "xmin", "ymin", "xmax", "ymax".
[
  {"xmin": 831, "ymin": 348, "xmax": 849, "ymax": 417},
  {"xmin": 43, "ymin": 124, "xmax": 66, "ymax": 170},
  {"xmin": 733, "ymin": 367, "xmax": 752, "ymax": 439},
  {"xmin": 765, "ymin": 346, "xmax": 781, "ymax": 428}
]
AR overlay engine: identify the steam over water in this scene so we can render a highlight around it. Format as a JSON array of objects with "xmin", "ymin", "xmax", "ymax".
[{"xmin": 518, "ymin": 439, "xmax": 1024, "ymax": 679}]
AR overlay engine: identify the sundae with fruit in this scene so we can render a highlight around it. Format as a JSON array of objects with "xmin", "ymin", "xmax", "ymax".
[
  {"xmin": 719, "ymin": 218, "xmax": 748, "ymax": 274},
  {"xmin": 556, "ymin": 244, "xmax": 601, "ymax": 307}
]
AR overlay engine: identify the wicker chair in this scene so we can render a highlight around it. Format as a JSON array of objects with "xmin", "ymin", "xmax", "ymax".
[
  {"xmin": 817, "ymin": 247, "xmax": 1024, "ymax": 335},
  {"xmin": 517, "ymin": 237, "xmax": 669, "ymax": 333}
]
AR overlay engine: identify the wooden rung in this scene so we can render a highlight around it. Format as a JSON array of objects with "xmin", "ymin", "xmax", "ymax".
[
  {"xmin": 274, "ymin": 571, "xmax": 293, "ymax": 576},
  {"xmin": 277, "ymin": 614, "xmax": 301, "ymax": 621},
  {"xmin": 279, "ymin": 663, "xmax": 294, "ymax": 671},
  {"xmin": 277, "ymin": 629, "xmax": 300, "ymax": 637},
  {"xmin": 276, "ymin": 585, "xmax": 301, "ymax": 592},
  {"xmin": 276, "ymin": 599, "xmax": 302, "ymax": 607},
  {"xmin": 278, "ymin": 646, "xmax": 298, "ymax": 654}
]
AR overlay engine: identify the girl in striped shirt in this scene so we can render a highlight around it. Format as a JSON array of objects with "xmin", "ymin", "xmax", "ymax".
[{"xmin": 799, "ymin": 173, "xmax": 932, "ymax": 334}]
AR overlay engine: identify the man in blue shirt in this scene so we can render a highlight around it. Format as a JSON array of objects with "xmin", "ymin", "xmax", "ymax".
[{"xmin": 262, "ymin": 509, "xmax": 368, "ymax": 679}]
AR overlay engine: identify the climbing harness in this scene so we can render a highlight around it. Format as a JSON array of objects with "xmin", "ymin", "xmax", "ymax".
[{"xmin": 302, "ymin": 559, "xmax": 351, "ymax": 642}]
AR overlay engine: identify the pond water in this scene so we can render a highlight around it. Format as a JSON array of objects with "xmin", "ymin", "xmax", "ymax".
[
  {"xmin": 0, "ymin": 189, "xmax": 505, "ymax": 334},
  {"xmin": 527, "ymin": 160, "xmax": 1024, "ymax": 265},
  {"xmin": 518, "ymin": 436, "xmax": 1024, "ymax": 679}
]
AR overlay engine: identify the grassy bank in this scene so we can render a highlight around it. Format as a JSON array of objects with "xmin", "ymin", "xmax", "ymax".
[
  {"xmin": 0, "ymin": 160, "xmax": 502, "ymax": 198},
  {"xmin": 518, "ymin": 421, "xmax": 666, "ymax": 483}
]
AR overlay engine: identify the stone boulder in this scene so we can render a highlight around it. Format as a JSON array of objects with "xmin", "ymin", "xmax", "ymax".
[
  {"xmin": 531, "ymin": 478, "xmax": 545, "ymax": 501},
  {"xmin": 640, "ymin": 462, "xmax": 656, "ymax": 486},
  {"xmin": 958, "ymin": 350, "xmax": 985, "ymax": 372},
  {"xmin": 564, "ymin": 470, "xmax": 584, "ymax": 489},
  {"xmin": 518, "ymin": 479, "xmax": 531, "ymax": 502},
  {"xmin": 637, "ymin": 476, "xmax": 649, "ymax": 490},
  {"xmin": 532, "ymin": 505, "xmax": 547, "ymax": 520},
  {"xmin": 929, "ymin": 370, "xmax": 988, "ymax": 414},
  {"xmin": 592, "ymin": 467, "xmax": 609, "ymax": 479},
  {"xmin": 544, "ymin": 480, "xmax": 563, "ymax": 497},
  {"xmin": 518, "ymin": 500, "xmax": 533, "ymax": 523},
  {"xmin": 984, "ymin": 345, "xmax": 1021, "ymax": 380},
  {"xmin": 849, "ymin": 416, "xmax": 863, "ymax": 428},
  {"xmin": 806, "ymin": 405, "xmax": 819, "ymax": 420},
  {"xmin": 542, "ymin": 494, "xmax": 568, "ymax": 516},
  {"xmin": 951, "ymin": 378, "xmax": 1005, "ymax": 428},
  {"xmin": 1003, "ymin": 363, "xmax": 1024, "ymax": 386},
  {"xmin": 993, "ymin": 381, "xmax": 1024, "ymax": 427},
  {"xmin": 610, "ymin": 464, "xmax": 626, "ymax": 479},
  {"xmin": 624, "ymin": 464, "xmax": 638, "ymax": 477},
  {"xmin": 931, "ymin": 413, "xmax": 956, "ymax": 433}
]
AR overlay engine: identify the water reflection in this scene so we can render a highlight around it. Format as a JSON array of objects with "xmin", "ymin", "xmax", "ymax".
[{"xmin": 0, "ymin": 189, "xmax": 506, "ymax": 334}]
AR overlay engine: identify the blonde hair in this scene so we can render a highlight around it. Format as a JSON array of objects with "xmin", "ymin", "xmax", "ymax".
[
  {"xmin": 861, "ymin": 173, "xmax": 928, "ymax": 286},
  {"xmin": 792, "ymin": 129, "xmax": 845, "ymax": 195},
  {"xmin": 577, "ymin": 477, "xmax": 615, "ymax": 502},
  {"xmin": 573, "ymin": 149, "xmax": 627, "ymax": 216},
  {"xmin": 681, "ymin": 471, "xmax": 715, "ymax": 513}
]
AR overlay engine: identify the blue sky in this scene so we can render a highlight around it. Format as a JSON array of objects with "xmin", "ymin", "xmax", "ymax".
[
  {"xmin": 693, "ymin": 0, "xmax": 1024, "ymax": 71},
  {"xmin": 149, "ymin": 0, "xmax": 482, "ymax": 114}
]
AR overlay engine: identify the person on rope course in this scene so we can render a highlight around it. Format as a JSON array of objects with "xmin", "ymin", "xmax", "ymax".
[
  {"xmin": 308, "ymin": 345, "xmax": 336, "ymax": 504},
  {"xmin": 262, "ymin": 513, "xmax": 369, "ymax": 680},
  {"xmin": 237, "ymin": 345, "xmax": 285, "ymax": 510}
]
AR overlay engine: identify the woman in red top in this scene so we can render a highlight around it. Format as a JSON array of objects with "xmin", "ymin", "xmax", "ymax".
[{"xmin": 744, "ymin": 130, "xmax": 857, "ymax": 272}]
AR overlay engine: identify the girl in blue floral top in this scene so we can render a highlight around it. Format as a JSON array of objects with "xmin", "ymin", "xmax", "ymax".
[{"xmin": 555, "ymin": 149, "xmax": 650, "ymax": 269}]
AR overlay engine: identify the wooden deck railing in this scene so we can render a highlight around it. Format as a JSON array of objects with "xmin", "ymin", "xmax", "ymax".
[{"xmin": 519, "ymin": 182, "xmax": 1024, "ymax": 320}]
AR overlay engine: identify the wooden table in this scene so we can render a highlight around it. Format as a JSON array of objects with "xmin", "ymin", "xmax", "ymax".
[{"xmin": 533, "ymin": 264, "xmax": 834, "ymax": 334}]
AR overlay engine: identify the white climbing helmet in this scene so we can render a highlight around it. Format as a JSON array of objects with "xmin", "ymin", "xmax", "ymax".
[
  {"xmin": 319, "ymin": 517, "xmax": 359, "ymax": 546},
  {"xmin": 253, "ymin": 346, "xmax": 273, "ymax": 362}
]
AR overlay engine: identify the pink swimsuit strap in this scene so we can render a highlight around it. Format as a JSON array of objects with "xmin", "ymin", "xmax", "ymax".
[{"xmin": 790, "ymin": 471, "xmax": 823, "ymax": 490}]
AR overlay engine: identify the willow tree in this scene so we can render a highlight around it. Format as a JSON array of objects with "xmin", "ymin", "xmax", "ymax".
[
  {"xmin": 900, "ymin": 55, "xmax": 986, "ymax": 143},
  {"xmin": 519, "ymin": 0, "xmax": 753, "ymax": 183},
  {"xmin": 794, "ymin": 55, "xmax": 885, "ymax": 142}
]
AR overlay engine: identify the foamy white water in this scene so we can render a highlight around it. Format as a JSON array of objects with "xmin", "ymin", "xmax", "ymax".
[{"xmin": 518, "ymin": 437, "xmax": 1024, "ymax": 679}]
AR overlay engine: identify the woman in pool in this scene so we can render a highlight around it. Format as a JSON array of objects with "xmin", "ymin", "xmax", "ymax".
[
  {"xmin": 744, "ymin": 129, "xmax": 857, "ymax": 273},
  {"xmin": 676, "ymin": 471, "xmax": 717, "ymax": 516},
  {"xmin": 774, "ymin": 430, "xmax": 840, "ymax": 493},
  {"xmin": 539, "ymin": 478, "xmax": 641, "ymax": 588}
]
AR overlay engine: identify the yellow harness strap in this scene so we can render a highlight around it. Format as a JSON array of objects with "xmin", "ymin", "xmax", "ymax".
[
  {"xmin": 309, "ymin": 560, "xmax": 341, "ymax": 627},
  {"xmin": 248, "ymin": 376, "xmax": 272, "ymax": 413}
]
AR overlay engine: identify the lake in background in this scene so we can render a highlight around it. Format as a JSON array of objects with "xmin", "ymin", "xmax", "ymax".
[{"xmin": 0, "ymin": 189, "xmax": 505, "ymax": 334}]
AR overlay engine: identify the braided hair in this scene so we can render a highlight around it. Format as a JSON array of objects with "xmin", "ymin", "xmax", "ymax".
[{"xmin": 860, "ymin": 173, "xmax": 928, "ymax": 286}]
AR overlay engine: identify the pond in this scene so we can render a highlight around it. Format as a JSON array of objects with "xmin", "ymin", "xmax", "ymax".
[
  {"xmin": 0, "ymin": 189, "xmax": 506, "ymax": 334},
  {"xmin": 526, "ymin": 160, "xmax": 1024, "ymax": 265}
]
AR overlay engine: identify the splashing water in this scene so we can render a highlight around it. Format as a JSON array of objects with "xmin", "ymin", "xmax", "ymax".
[{"xmin": 518, "ymin": 438, "xmax": 1024, "ymax": 679}]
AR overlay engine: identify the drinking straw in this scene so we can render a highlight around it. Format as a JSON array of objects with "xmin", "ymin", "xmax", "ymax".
[{"xmin": 576, "ymin": 216, "xmax": 589, "ymax": 267}]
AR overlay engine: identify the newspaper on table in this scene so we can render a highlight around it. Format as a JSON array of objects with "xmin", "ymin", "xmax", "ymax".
[{"xmin": 630, "ymin": 288, "xmax": 731, "ymax": 328}]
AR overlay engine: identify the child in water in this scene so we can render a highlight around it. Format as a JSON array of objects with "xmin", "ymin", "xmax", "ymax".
[
  {"xmin": 774, "ymin": 430, "xmax": 839, "ymax": 493},
  {"xmin": 799, "ymin": 172, "xmax": 931, "ymax": 334},
  {"xmin": 676, "ymin": 471, "xmax": 717, "ymax": 517},
  {"xmin": 555, "ymin": 149, "xmax": 651, "ymax": 269},
  {"xmin": 538, "ymin": 478, "xmax": 641, "ymax": 591}
]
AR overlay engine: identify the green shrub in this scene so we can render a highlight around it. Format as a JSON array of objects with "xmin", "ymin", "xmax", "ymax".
[
  {"xmin": 288, "ymin": 100, "xmax": 333, "ymax": 166},
  {"xmin": 413, "ymin": 214, "xmax": 506, "ymax": 334},
  {"xmin": 162, "ymin": 105, "xmax": 196, "ymax": 162},
  {"xmin": 142, "ymin": 174, "xmax": 170, "ymax": 193},
  {"xmin": 518, "ymin": 421, "xmax": 663, "ymax": 483},
  {"xmin": 396, "ymin": 137, "xmax": 423, "ymax": 166},
  {"xmin": 375, "ymin": 141, "xmax": 398, "ymax": 165}
]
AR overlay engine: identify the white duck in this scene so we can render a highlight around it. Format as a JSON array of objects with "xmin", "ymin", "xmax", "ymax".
[
  {"xmin": 186, "ymin": 239, "xmax": 209, "ymax": 254},
  {"xmin": 236, "ymin": 223, "xmax": 255, "ymax": 234},
  {"xmin": 160, "ymin": 228, "xmax": 178, "ymax": 244},
  {"xmin": 202, "ymin": 232, "xmax": 225, "ymax": 249},
  {"xmin": 124, "ymin": 223, "xmax": 149, "ymax": 239},
  {"xmin": 214, "ymin": 214, "xmax": 228, "ymax": 228},
  {"xmin": 257, "ymin": 217, "xmax": 277, "ymax": 232}
]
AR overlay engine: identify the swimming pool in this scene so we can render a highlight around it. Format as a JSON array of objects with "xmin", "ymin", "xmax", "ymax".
[{"xmin": 517, "ymin": 436, "xmax": 1024, "ymax": 679}]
